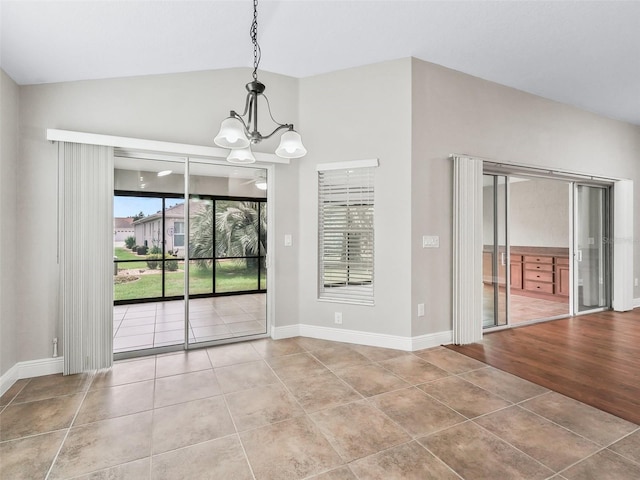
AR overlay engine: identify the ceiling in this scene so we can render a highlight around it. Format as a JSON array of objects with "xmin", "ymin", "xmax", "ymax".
[{"xmin": 2, "ymin": 1, "xmax": 639, "ymax": 126}]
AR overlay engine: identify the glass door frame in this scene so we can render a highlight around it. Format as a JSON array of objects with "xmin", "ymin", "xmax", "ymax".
[
  {"xmin": 572, "ymin": 183, "xmax": 612, "ymax": 316},
  {"xmin": 113, "ymin": 153, "xmax": 274, "ymax": 360},
  {"xmin": 481, "ymin": 168, "xmax": 614, "ymax": 332},
  {"xmin": 184, "ymin": 158, "xmax": 272, "ymax": 350},
  {"xmin": 482, "ymin": 173, "xmax": 510, "ymax": 331}
]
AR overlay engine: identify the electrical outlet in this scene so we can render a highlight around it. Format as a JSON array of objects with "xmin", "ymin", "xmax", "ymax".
[
  {"xmin": 334, "ymin": 312, "xmax": 343, "ymax": 325},
  {"xmin": 417, "ymin": 303, "xmax": 425, "ymax": 317},
  {"xmin": 284, "ymin": 234, "xmax": 292, "ymax": 246}
]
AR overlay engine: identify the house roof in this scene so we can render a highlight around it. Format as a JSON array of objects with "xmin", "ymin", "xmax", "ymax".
[
  {"xmin": 133, "ymin": 202, "xmax": 207, "ymax": 225},
  {"xmin": 114, "ymin": 217, "xmax": 134, "ymax": 229}
]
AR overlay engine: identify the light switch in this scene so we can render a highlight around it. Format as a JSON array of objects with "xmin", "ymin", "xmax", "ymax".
[
  {"xmin": 284, "ymin": 234, "xmax": 292, "ymax": 247},
  {"xmin": 422, "ymin": 235, "xmax": 439, "ymax": 248}
]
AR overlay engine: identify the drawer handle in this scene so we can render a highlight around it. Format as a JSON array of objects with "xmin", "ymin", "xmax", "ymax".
[{"xmin": 536, "ymin": 286, "xmax": 541, "ymax": 289}]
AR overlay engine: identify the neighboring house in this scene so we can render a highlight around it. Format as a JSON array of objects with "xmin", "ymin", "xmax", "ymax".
[
  {"xmin": 133, "ymin": 202, "xmax": 206, "ymax": 255},
  {"xmin": 113, "ymin": 217, "xmax": 134, "ymax": 244}
]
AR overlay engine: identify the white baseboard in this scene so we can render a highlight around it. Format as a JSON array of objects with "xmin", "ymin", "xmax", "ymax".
[
  {"xmin": 271, "ymin": 324, "xmax": 452, "ymax": 352},
  {"xmin": 633, "ymin": 297, "xmax": 640, "ymax": 309},
  {"xmin": 0, "ymin": 364, "xmax": 19, "ymax": 398},
  {"xmin": 0, "ymin": 357, "xmax": 64, "ymax": 397},
  {"xmin": 271, "ymin": 324, "xmax": 300, "ymax": 340},
  {"xmin": 299, "ymin": 324, "xmax": 413, "ymax": 350},
  {"xmin": 411, "ymin": 330, "xmax": 454, "ymax": 351}
]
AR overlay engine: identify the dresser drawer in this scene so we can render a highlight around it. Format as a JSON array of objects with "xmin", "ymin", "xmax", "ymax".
[
  {"xmin": 525, "ymin": 263, "xmax": 554, "ymax": 272},
  {"xmin": 524, "ymin": 270, "xmax": 554, "ymax": 282},
  {"xmin": 556, "ymin": 256, "xmax": 570, "ymax": 266},
  {"xmin": 523, "ymin": 255, "xmax": 553, "ymax": 264},
  {"xmin": 524, "ymin": 280, "xmax": 554, "ymax": 294}
]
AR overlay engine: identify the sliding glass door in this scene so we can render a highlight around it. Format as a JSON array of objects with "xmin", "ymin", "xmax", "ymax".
[
  {"xmin": 574, "ymin": 184, "xmax": 610, "ymax": 313},
  {"xmin": 187, "ymin": 159, "xmax": 268, "ymax": 345},
  {"xmin": 113, "ymin": 154, "xmax": 269, "ymax": 356},
  {"xmin": 482, "ymin": 174, "xmax": 508, "ymax": 328}
]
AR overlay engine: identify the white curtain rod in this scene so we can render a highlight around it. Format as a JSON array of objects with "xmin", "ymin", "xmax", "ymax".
[{"xmin": 46, "ymin": 129, "xmax": 290, "ymax": 165}]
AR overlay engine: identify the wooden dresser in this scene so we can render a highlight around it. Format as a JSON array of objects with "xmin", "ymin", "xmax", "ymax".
[
  {"xmin": 484, "ymin": 246, "xmax": 570, "ymax": 300},
  {"xmin": 514, "ymin": 247, "xmax": 569, "ymax": 299}
]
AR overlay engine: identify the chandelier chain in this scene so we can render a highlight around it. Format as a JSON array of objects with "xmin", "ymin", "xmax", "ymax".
[{"xmin": 251, "ymin": 0, "xmax": 261, "ymax": 80}]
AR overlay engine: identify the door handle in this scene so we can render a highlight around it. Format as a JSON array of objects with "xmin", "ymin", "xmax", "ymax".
[
  {"xmin": 500, "ymin": 252, "xmax": 506, "ymax": 266},
  {"xmin": 577, "ymin": 250, "xmax": 583, "ymax": 262}
]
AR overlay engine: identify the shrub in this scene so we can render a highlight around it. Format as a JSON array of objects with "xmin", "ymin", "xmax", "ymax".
[
  {"xmin": 136, "ymin": 245, "xmax": 148, "ymax": 255},
  {"xmin": 165, "ymin": 255, "xmax": 179, "ymax": 271},
  {"xmin": 149, "ymin": 246, "xmax": 162, "ymax": 254},
  {"xmin": 124, "ymin": 236, "xmax": 136, "ymax": 249},
  {"xmin": 146, "ymin": 254, "xmax": 161, "ymax": 269}
]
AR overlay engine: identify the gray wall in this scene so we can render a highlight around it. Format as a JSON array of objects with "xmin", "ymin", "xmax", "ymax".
[
  {"xmin": 16, "ymin": 68, "xmax": 299, "ymax": 362},
  {"xmin": 298, "ymin": 58, "xmax": 413, "ymax": 336},
  {"xmin": 3, "ymin": 57, "xmax": 640, "ymax": 372},
  {"xmin": 0, "ymin": 69, "xmax": 19, "ymax": 376},
  {"xmin": 411, "ymin": 58, "xmax": 640, "ymax": 337},
  {"xmin": 509, "ymin": 178, "xmax": 571, "ymax": 247},
  {"xmin": 483, "ymin": 178, "xmax": 571, "ymax": 248}
]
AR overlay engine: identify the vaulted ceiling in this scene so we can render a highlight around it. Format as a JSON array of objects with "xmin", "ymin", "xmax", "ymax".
[{"xmin": 2, "ymin": 1, "xmax": 639, "ymax": 126}]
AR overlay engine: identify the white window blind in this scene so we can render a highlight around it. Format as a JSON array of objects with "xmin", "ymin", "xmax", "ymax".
[{"xmin": 318, "ymin": 165, "xmax": 375, "ymax": 304}]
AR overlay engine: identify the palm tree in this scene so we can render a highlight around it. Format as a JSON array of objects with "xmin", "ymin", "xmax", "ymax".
[
  {"xmin": 189, "ymin": 201, "xmax": 266, "ymax": 270},
  {"xmin": 189, "ymin": 201, "xmax": 214, "ymax": 269}
]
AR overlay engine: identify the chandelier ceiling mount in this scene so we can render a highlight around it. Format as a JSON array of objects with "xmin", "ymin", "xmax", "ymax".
[{"xmin": 214, "ymin": 0, "xmax": 306, "ymax": 163}]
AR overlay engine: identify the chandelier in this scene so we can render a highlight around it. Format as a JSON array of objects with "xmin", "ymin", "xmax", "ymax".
[{"xmin": 214, "ymin": 0, "xmax": 306, "ymax": 163}]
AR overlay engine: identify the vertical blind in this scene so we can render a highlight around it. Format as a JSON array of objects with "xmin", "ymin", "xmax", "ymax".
[
  {"xmin": 59, "ymin": 142, "xmax": 114, "ymax": 374},
  {"xmin": 452, "ymin": 155, "xmax": 483, "ymax": 344},
  {"xmin": 318, "ymin": 166, "xmax": 375, "ymax": 304}
]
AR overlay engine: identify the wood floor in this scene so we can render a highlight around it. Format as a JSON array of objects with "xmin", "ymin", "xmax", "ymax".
[{"xmin": 449, "ymin": 309, "xmax": 640, "ymax": 425}]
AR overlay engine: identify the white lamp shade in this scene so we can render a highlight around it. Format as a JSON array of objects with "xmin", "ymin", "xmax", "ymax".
[
  {"xmin": 214, "ymin": 117, "xmax": 250, "ymax": 149},
  {"xmin": 275, "ymin": 130, "xmax": 307, "ymax": 159},
  {"xmin": 255, "ymin": 179, "xmax": 267, "ymax": 190},
  {"xmin": 227, "ymin": 147, "xmax": 256, "ymax": 164}
]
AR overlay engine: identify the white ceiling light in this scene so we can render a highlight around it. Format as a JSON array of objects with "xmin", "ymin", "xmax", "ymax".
[
  {"xmin": 255, "ymin": 178, "xmax": 267, "ymax": 190},
  {"xmin": 214, "ymin": 0, "xmax": 306, "ymax": 163},
  {"xmin": 226, "ymin": 147, "xmax": 256, "ymax": 164},
  {"xmin": 157, "ymin": 170, "xmax": 172, "ymax": 177}
]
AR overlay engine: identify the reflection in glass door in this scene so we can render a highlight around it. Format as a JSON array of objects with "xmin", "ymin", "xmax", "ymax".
[
  {"xmin": 114, "ymin": 155, "xmax": 269, "ymax": 356},
  {"xmin": 482, "ymin": 174, "xmax": 508, "ymax": 328},
  {"xmin": 113, "ymin": 157, "xmax": 187, "ymax": 353},
  {"xmin": 575, "ymin": 185, "xmax": 610, "ymax": 313},
  {"xmin": 187, "ymin": 160, "xmax": 268, "ymax": 347}
]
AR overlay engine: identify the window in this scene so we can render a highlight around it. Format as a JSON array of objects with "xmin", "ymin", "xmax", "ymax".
[
  {"xmin": 174, "ymin": 221, "xmax": 184, "ymax": 247},
  {"xmin": 318, "ymin": 162, "xmax": 376, "ymax": 304}
]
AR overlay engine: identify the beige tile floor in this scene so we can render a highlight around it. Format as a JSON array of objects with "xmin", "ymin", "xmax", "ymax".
[
  {"xmin": 113, "ymin": 294, "xmax": 266, "ymax": 353},
  {"xmin": 1, "ymin": 338, "xmax": 639, "ymax": 480}
]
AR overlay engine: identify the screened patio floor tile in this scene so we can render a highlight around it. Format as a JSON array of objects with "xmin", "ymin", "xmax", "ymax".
[
  {"xmin": 112, "ymin": 296, "xmax": 266, "ymax": 354},
  {"xmin": 118, "ymin": 316, "xmax": 156, "ymax": 327},
  {"xmin": 116, "ymin": 324, "xmax": 156, "ymax": 337},
  {"xmin": 124, "ymin": 309, "xmax": 157, "ymax": 319},
  {"xmin": 113, "ymin": 334, "xmax": 155, "ymax": 351},
  {"xmin": 227, "ymin": 321, "xmax": 265, "ymax": 335}
]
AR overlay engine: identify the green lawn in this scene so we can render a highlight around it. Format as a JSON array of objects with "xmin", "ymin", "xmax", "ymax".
[
  {"xmin": 113, "ymin": 247, "xmax": 149, "ymax": 270},
  {"xmin": 114, "ymin": 259, "xmax": 264, "ymax": 301}
]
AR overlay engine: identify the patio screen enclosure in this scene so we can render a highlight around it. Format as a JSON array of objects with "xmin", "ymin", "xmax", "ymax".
[{"xmin": 114, "ymin": 191, "xmax": 267, "ymax": 305}]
